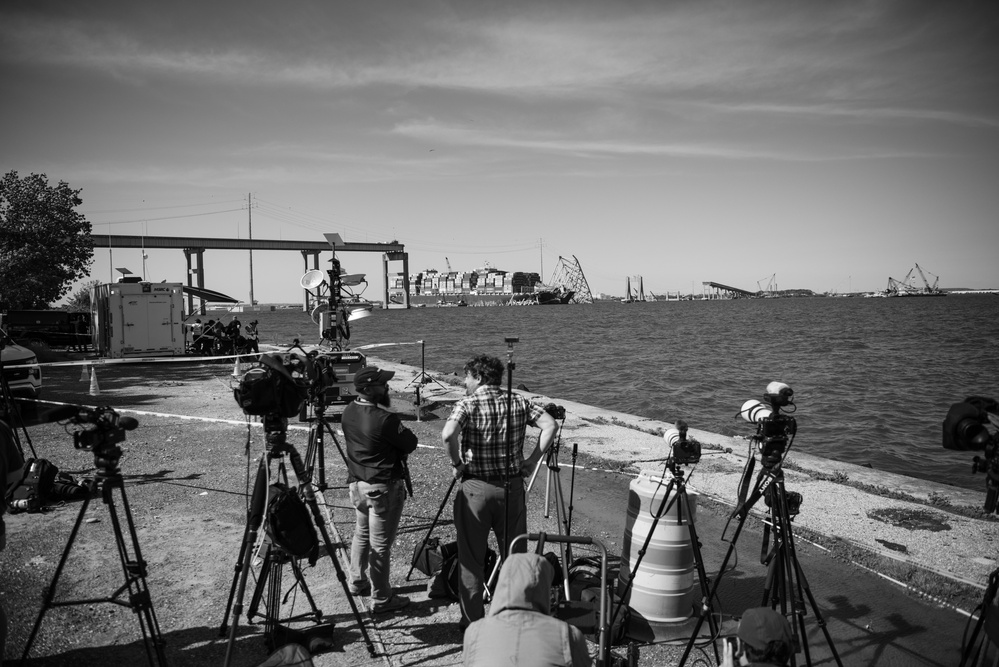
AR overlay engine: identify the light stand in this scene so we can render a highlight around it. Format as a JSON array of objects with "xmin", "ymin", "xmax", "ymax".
[
  {"xmin": 405, "ymin": 477, "xmax": 458, "ymax": 581},
  {"xmin": 502, "ymin": 336, "xmax": 518, "ymax": 560},
  {"xmin": 404, "ymin": 340, "xmax": 449, "ymax": 419}
]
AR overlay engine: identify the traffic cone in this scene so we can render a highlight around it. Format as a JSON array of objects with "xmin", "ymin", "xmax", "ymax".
[
  {"xmin": 231, "ymin": 355, "xmax": 242, "ymax": 378},
  {"xmin": 80, "ymin": 364, "xmax": 90, "ymax": 382},
  {"xmin": 88, "ymin": 368, "xmax": 100, "ymax": 396}
]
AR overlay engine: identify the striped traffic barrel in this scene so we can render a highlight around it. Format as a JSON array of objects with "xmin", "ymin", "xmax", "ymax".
[{"xmin": 617, "ymin": 469, "xmax": 697, "ymax": 639}]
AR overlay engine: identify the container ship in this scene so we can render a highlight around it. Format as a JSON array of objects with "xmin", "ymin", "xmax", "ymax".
[{"xmin": 386, "ymin": 265, "xmax": 574, "ymax": 307}]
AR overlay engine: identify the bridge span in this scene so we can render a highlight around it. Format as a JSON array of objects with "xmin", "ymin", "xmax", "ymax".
[
  {"xmin": 702, "ymin": 281, "xmax": 756, "ymax": 298},
  {"xmin": 91, "ymin": 234, "xmax": 410, "ymax": 314}
]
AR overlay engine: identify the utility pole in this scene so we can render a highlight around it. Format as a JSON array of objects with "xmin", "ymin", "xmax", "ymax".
[
  {"xmin": 539, "ymin": 238, "xmax": 544, "ymax": 282},
  {"xmin": 248, "ymin": 192, "xmax": 255, "ymax": 306}
]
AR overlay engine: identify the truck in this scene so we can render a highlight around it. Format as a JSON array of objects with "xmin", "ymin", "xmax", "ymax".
[{"xmin": 0, "ymin": 310, "xmax": 91, "ymax": 350}]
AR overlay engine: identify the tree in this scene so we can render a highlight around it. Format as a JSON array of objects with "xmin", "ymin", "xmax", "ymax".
[
  {"xmin": 63, "ymin": 279, "xmax": 102, "ymax": 312},
  {"xmin": 0, "ymin": 171, "xmax": 93, "ymax": 310}
]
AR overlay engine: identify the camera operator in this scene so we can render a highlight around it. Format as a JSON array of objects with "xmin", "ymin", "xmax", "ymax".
[
  {"xmin": 441, "ymin": 354, "xmax": 558, "ymax": 633},
  {"xmin": 244, "ymin": 320, "xmax": 260, "ymax": 354},
  {"xmin": 720, "ymin": 607, "xmax": 794, "ymax": 667},
  {"xmin": 1, "ymin": 418, "xmax": 26, "ymax": 665},
  {"xmin": 342, "ymin": 366, "xmax": 418, "ymax": 614}
]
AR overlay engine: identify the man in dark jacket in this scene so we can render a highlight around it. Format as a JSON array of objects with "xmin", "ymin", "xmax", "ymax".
[
  {"xmin": 342, "ymin": 365, "xmax": 418, "ymax": 614},
  {"xmin": 462, "ymin": 552, "xmax": 591, "ymax": 666}
]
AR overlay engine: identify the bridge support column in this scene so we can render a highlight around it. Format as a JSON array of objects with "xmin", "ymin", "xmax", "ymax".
[
  {"xmin": 383, "ymin": 251, "xmax": 410, "ymax": 309},
  {"xmin": 184, "ymin": 248, "xmax": 206, "ymax": 315}
]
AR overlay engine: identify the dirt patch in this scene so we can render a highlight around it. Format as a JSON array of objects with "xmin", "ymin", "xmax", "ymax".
[{"xmin": 867, "ymin": 507, "xmax": 952, "ymax": 532}]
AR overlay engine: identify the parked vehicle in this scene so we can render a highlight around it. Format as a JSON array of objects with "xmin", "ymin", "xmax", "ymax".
[{"xmin": 1, "ymin": 328, "xmax": 43, "ymax": 401}]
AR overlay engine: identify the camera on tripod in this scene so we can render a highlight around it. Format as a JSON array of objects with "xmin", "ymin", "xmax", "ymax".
[
  {"xmin": 665, "ymin": 420, "xmax": 701, "ymax": 465},
  {"xmin": 544, "ymin": 403, "xmax": 566, "ymax": 420},
  {"xmin": 234, "ymin": 354, "xmax": 309, "ymax": 419},
  {"xmin": 740, "ymin": 381, "xmax": 797, "ymax": 469},
  {"xmin": 70, "ymin": 406, "xmax": 138, "ymax": 455},
  {"xmin": 943, "ymin": 396, "xmax": 999, "ymax": 513}
]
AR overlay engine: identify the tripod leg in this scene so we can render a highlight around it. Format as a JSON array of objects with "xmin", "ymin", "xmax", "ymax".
[
  {"xmin": 21, "ymin": 494, "xmax": 94, "ymax": 662},
  {"xmin": 223, "ymin": 457, "xmax": 270, "ymax": 667},
  {"xmin": 405, "ymin": 476, "xmax": 457, "ymax": 581},
  {"xmin": 679, "ymin": 471, "xmax": 770, "ymax": 667},
  {"xmin": 324, "ymin": 420, "xmax": 349, "ymax": 470},
  {"xmin": 959, "ymin": 569, "xmax": 999, "ymax": 667},
  {"xmin": 285, "ymin": 445, "xmax": 377, "ymax": 657},
  {"xmin": 772, "ymin": 479, "xmax": 844, "ymax": 667},
  {"xmin": 105, "ymin": 480, "xmax": 169, "ymax": 665},
  {"xmin": 684, "ymin": 494, "xmax": 721, "ymax": 665}
]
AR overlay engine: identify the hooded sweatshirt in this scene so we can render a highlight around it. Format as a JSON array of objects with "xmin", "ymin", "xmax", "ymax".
[{"xmin": 462, "ymin": 553, "xmax": 592, "ymax": 667}]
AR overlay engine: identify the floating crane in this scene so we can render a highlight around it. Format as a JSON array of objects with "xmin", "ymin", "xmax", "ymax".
[
  {"xmin": 757, "ymin": 274, "xmax": 777, "ymax": 297},
  {"xmin": 445, "ymin": 257, "xmax": 453, "ymax": 273}
]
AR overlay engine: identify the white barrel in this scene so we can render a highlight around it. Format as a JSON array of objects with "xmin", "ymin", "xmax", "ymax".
[{"xmin": 617, "ymin": 470, "xmax": 697, "ymax": 637}]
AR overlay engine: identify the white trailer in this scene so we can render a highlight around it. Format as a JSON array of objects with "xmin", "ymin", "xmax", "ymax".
[{"xmin": 90, "ymin": 280, "xmax": 186, "ymax": 358}]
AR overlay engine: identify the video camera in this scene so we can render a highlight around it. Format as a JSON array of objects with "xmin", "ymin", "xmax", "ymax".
[
  {"xmin": 739, "ymin": 381, "xmax": 797, "ymax": 469},
  {"xmin": 234, "ymin": 353, "xmax": 310, "ymax": 419},
  {"xmin": 943, "ymin": 396, "xmax": 999, "ymax": 513},
  {"xmin": 665, "ymin": 419, "xmax": 701, "ymax": 465},
  {"xmin": 544, "ymin": 403, "xmax": 566, "ymax": 420}
]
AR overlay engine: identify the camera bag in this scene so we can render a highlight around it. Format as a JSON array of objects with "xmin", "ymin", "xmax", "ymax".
[
  {"xmin": 5, "ymin": 458, "xmax": 59, "ymax": 514},
  {"xmin": 411, "ymin": 536, "xmax": 447, "ymax": 577},
  {"xmin": 427, "ymin": 542, "xmax": 496, "ymax": 602},
  {"xmin": 266, "ymin": 483, "xmax": 319, "ymax": 565}
]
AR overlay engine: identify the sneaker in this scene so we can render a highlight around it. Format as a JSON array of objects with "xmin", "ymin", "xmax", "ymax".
[
  {"xmin": 371, "ymin": 594, "xmax": 410, "ymax": 614},
  {"xmin": 349, "ymin": 582, "xmax": 371, "ymax": 596}
]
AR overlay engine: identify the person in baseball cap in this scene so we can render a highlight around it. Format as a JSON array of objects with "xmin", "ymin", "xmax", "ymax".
[
  {"xmin": 721, "ymin": 607, "xmax": 794, "ymax": 666},
  {"xmin": 342, "ymin": 364, "xmax": 416, "ymax": 615},
  {"xmin": 353, "ymin": 366, "xmax": 395, "ymax": 391}
]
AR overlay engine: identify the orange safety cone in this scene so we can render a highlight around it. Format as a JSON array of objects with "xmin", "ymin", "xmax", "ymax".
[
  {"xmin": 88, "ymin": 367, "xmax": 100, "ymax": 396},
  {"xmin": 231, "ymin": 355, "xmax": 242, "ymax": 378},
  {"xmin": 80, "ymin": 364, "xmax": 90, "ymax": 382}
]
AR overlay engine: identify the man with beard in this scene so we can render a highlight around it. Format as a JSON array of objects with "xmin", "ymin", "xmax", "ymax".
[{"xmin": 342, "ymin": 365, "xmax": 418, "ymax": 614}]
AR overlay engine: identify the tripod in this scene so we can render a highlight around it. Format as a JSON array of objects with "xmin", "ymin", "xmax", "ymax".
[
  {"xmin": 404, "ymin": 340, "xmax": 450, "ymax": 418},
  {"xmin": 525, "ymin": 424, "xmax": 574, "ymax": 600},
  {"xmin": 678, "ymin": 463, "xmax": 843, "ymax": 667},
  {"xmin": 244, "ymin": 457, "xmax": 325, "ymax": 648},
  {"xmin": 21, "ymin": 432, "xmax": 168, "ymax": 666},
  {"xmin": 958, "ymin": 565, "xmax": 999, "ymax": 666},
  {"xmin": 302, "ymin": 395, "xmax": 349, "ymax": 492},
  {"xmin": 616, "ymin": 459, "xmax": 720, "ymax": 663},
  {"xmin": 220, "ymin": 414, "xmax": 375, "ymax": 666}
]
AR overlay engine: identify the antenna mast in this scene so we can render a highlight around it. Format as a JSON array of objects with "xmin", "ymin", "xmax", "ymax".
[{"xmin": 248, "ymin": 192, "xmax": 255, "ymax": 305}]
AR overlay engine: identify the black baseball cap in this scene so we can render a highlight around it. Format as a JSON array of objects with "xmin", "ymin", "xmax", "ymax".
[{"xmin": 353, "ymin": 366, "xmax": 395, "ymax": 389}]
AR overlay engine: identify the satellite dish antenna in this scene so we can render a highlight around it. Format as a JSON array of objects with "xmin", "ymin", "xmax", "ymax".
[
  {"xmin": 300, "ymin": 270, "xmax": 326, "ymax": 290},
  {"xmin": 311, "ymin": 305, "xmax": 330, "ymax": 325},
  {"xmin": 340, "ymin": 273, "xmax": 366, "ymax": 287}
]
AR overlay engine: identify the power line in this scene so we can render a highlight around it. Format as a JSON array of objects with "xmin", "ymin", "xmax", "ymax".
[{"xmin": 89, "ymin": 207, "xmax": 246, "ymax": 226}]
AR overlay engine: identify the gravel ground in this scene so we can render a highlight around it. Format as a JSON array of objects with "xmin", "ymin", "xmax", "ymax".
[{"xmin": 2, "ymin": 351, "xmax": 996, "ymax": 666}]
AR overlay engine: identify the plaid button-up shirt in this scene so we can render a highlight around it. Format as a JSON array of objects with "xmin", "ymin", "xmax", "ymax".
[{"xmin": 448, "ymin": 385, "xmax": 547, "ymax": 478}]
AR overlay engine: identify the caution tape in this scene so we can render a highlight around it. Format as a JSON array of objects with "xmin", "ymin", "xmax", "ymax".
[{"xmin": 35, "ymin": 352, "xmax": 265, "ymax": 369}]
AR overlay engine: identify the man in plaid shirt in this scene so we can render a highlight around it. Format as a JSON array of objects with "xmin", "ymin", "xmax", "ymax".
[{"xmin": 442, "ymin": 354, "xmax": 558, "ymax": 631}]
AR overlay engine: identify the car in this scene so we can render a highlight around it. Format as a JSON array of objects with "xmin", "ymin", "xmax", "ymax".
[{"xmin": 1, "ymin": 328, "xmax": 43, "ymax": 403}]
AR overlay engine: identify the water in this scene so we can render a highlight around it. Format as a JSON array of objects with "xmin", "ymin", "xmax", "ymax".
[{"xmin": 239, "ymin": 295, "xmax": 999, "ymax": 492}]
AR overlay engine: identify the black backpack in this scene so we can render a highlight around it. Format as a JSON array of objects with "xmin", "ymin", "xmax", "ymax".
[
  {"xmin": 266, "ymin": 483, "xmax": 319, "ymax": 565},
  {"xmin": 6, "ymin": 458, "xmax": 58, "ymax": 513}
]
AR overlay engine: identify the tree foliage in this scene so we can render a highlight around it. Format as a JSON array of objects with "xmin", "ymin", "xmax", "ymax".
[
  {"xmin": 63, "ymin": 279, "xmax": 102, "ymax": 312},
  {"xmin": 0, "ymin": 171, "xmax": 93, "ymax": 310}
]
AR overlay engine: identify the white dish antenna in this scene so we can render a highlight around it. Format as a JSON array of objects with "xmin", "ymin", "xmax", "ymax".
[{"xmin": 301, "ymin": 270, "xmax": 326, "ymax": 290}]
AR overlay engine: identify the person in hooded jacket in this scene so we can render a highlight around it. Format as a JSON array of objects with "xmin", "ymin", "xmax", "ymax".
[{"xmin": 461, "ymin": 552, "xmax": 592, "ymax": 667}]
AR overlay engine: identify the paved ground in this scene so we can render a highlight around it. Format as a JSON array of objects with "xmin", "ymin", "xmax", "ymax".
[{"xmin": 2, "ymin": 351, "xmax": 997, "ymax": 666}]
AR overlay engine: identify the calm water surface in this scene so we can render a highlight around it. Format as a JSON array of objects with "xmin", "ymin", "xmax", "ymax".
[{"xmin": 244, "ymin": 295, "xmax": 999, "ymax": 493}]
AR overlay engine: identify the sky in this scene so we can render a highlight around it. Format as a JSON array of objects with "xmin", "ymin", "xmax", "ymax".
[{"xmin": 2, "ymin": 0, "xmax": 998, "ymax": 303}]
